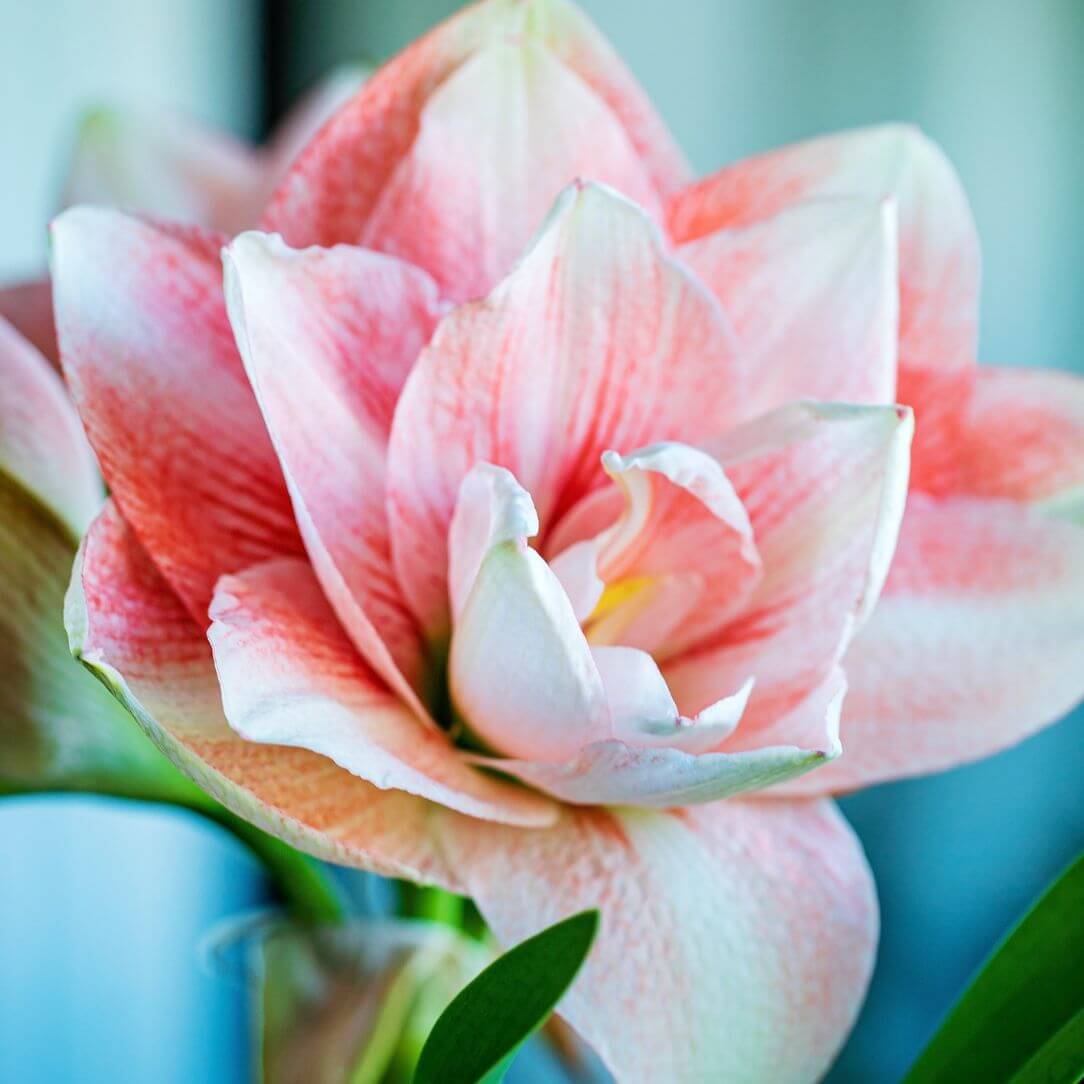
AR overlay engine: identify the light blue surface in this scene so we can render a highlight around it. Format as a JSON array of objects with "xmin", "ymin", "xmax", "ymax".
[
  {"xmin": 1, "ymin": 2, "xmax": 1082, "ymax": 1081},
  {"xmin": 0, "ymin": 797, "xmax": 264, "ymax": 1083}
]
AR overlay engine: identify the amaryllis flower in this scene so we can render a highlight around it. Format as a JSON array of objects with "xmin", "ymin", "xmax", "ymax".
[
  {"xmin": 27, "ymin": 0, "xmax": 1082, "ymax": 1081},
  {"xmin": 0, "ymin": 67, "xmax": 364, "ymax": 366}
]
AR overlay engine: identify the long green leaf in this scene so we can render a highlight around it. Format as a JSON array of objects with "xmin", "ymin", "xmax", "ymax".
[
  {"xmin": 413, "ymin": 909, "xmax": 599, "ymax": 1084},
  {"xmin": 1008, "ymin": 1006, "xmax": 1084, "ymax": 1084},
  {"xmin": 905, "ymin": 851, "xmax": 1084, "ymax": 1084}
]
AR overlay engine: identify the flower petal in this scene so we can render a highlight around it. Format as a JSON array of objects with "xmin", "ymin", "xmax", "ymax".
[
  {"xmin": 450, "ymin": 537, "xmax": 609, "ymax": 762},
  {"xmin": 0, "ymin": 315, "xmax": 101, "ymax": 536},
  {"xmin": 480, "ymin": 649, "xmax": 837, "ymax": 806},
  {"xmin": 448, "ymin": 463, "xmax": 614, "ymax": 763},
  {"xmin": 260, "ymin": 67, "xmax": 370, "ymax": 196},
  {"xmin": 447, "ymin": 462, "xmax": 540, "ymax": 623},
  {"xmin": 550, "ymin": 441, "xmax": 762, "ymax": 657},
  {"xmin": 479, "ymin": 733, "xmax": 833, "ymax": 807},
  {"xmin": 0, "ymin": 279, "xmax": 58, "ymax": 367},
  {"xmin": 676, "ymin": 197, "xmax": 899, "ymax": 410},
  {"xmin": 263, "ymin": 0, "xmax": 686, "ymax": 251},
  {"xmin": 208, "ymin": 557, "xmax": 554, "ymax": 826},
  {"xmin": 63, "ymin": 107, "xmax": 263, "ymax": 235},
  {"xmin": 668, "ymin": 124, "xmax": 980, "ymax": 373},
  {"xmin": 665, "ymin": 403, "xmax": 912, "ymax": 748},
  {"xmin": 527, "ymin": 0, "xmax": 690, "ymax": 195},
  {"xmin": 781, "ymin": 494, "xmax": 1084, "ymax": 794},
  {"xmin": 592, "ymin": 644, "xmax": 751, "ymax": 753},
  {"xmin": 387, "ymin": 181, "xmax": 739, "ymax": 636},
  {"xmin": 51, "ymin": 208, "xmax": 304, "ymax": 627},
  {"xmin": 909, "ymin": 364, "xmax": 1084, "ymax": 515},
  {"xmin": 358, "ymin": 36, "xmax": 660, "ymax": 301},
  {"xmin": 223, "ymin": 232, "xmax": 440, "ymax": 713},
  {"xmin": 437, "ymin": 798, "xmax": 877, "ymax": 1083},
  {"xmin": 67, "ymin": 499, "xmax": 453, "ymax": 884}
]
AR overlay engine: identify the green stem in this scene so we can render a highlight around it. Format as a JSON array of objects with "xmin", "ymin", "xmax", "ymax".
[
  {"xmin": 0, "ymin": 780, "xmax": 347, "ymax": 924},
  {"xmin": 396, "ymin": 882, "xmax": 468, "ymax": 930}
]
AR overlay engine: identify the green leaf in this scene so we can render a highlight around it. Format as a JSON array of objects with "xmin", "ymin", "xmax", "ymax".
[
  {"xmin": 905, "ymin": 851, "xmax": 1084, "ymax": 1084},
  {"xmin": 413, "ymin": 909, "xmax": 600, "ymax": 1084},
  {"xmin": 0, "ymin": 471, "xmax": 175, "ymax": 794},
  {"xmin": 1008, "ymin": 1006, "xmax": 1084, "ymax": 1084}
]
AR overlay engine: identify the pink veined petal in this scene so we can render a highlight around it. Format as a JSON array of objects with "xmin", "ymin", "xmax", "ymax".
[
  {"xmin": 473, "ymin": 643, "xmax": 835, "ymax": 806},
  {"xmin": 549, "ymin": 441, "xmax": 763, "ymax": 657},
  {"xmin": 727, "ymin": 664, "xmax": 848, "ymax": 757},
  {"xmin": 522, "ymin": 0, "xmax": 690, "ymax": 196},
  {"xmin": 67, "ymin": 500, "xmax": 457, "ymax": 884},
  {"xmin": 592, "ymin": 644, "xmax": 751, "ymax": 754},
  {"xmin": 263, "ymin": 0, "xmax": 686, "ymax": 251},
  {"xmin": 51, "ymin": 208, "xmax": 305, "ymax": 628},
  {"xmin": 387, "ymin": 181, "xmax": 740, "ymax": 638},
  {"xmin": 437, "ymin": 798, "xmax": 877, "ymax": 1084},
  {"xmin": 548, "ymin": 539, "xmax": 607, "ymax": 623},
  {"xmin": 477, "ymin": 731, "xmax": 834, "ymax": 807},
  {"xmin": 668, "ymin": 123, "xmax": 981, "ymax": 374},
  {"xmin": 207, "ymin": 557, "xmax": 555, "ymax": 826},
  {"xmin": 676, "ymin": 197, "xmax": 899, "ymax": 412},
  {"xmin": 359, "ymin": 36, "xmax": 660, "ymax": 302},
  {"xmin": 450, "ymin": 529, "xmax": 610, "ymax": 763},
  {"xmin": 0, "ymin": 315, "xmax": 101, "ymax": 536},
  {"xmin": 477, "ymin": 648, "xmax": 835, "ymax": 807},
  {"xmin": 223, "ymin": 232, "xmax": 441, "ymax": 714},
  {"xmin": 665, "ymin": 403, "xmax": 912, "ymax": 748},
  {"xmin": 779, "ymin": 494, "xmax": 1084, "ymax": 795},
  {"xmin": 447, "ymin": 462, "xmax": 540, "ymax": 624},
  {"xmin": 0, "ymin": 279, "xmax": 58, "ymax": 368},
  {"xmin": 260, "ymin": 66, "xmax": 370, "ymax": 197},
  {"xmin": 908, "ymin": 363, "xmax": 1084, "ymax": 514},
  {"xmin": 63, "ymin": 106, "xmax": 263, "ymax": 235}
]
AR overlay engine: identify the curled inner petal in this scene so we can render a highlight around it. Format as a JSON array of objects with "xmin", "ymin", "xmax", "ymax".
[{"xmin": 548, "ymin": 441, "xmax": 763, "ymax": 657}]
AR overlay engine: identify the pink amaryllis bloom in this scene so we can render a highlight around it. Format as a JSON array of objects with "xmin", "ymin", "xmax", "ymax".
[
  {"xmin": 34, "ymin": 0, "xmax": 1083, "ymax": 1080},
  {"xmin": 0, "ymin": 67, "xmax": 364, "ymax": 366}
]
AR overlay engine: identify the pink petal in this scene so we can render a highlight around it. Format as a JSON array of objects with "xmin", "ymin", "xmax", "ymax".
[
  {"xmin": 668, "ymin": 124, "xmax": 980, "ymax": 373},
  {"xmin": 223, "ymin": 232, "xmax": 440, "ymax": 712},
  {"xmin": 533, "ymin": 0, "xmax": 690, "ymax": 196},
  {"xmin": 438, "ymin": 798, "xmax": 877, "ymax": 1082},
  {"xmin": 477, "ymin": 731, "xmax": 833, "ymax": 809},
  {"xmin": 260, "ymin": 67, "xmax": 370, "ymax": 195},
  {"xmin": 909, "ymin": 364, "xmax": 1084, "ymax": 513},
  {"xmin": 387, "ymin": 182, "xmax": 739, "ymax": 637},
  {"xmin": 68, "ymin": 500, "xmax": 457, "ymax": 884},
  {"xmin": 447, "ymin": 463, "xmax": 540, "ymax": 622},
  {"xmin": 0, "ymin": 278, "xmax": 58, "ymax": 368},
  {"xmin": 676, "ymin": 197, "xmax": 899, "ymax": 411},
  {"xmin": 475, "ymin": 646, "xmax": 834, "ymax": 805},
  {"xmin": 665, "ymin": 403, "xmax": 912, "ymax": 748},
  {"xmin": 592, "ymin": 644, "xmax": 751, "ymax": 754},
  {"xmin": 51, "ymin": 208, "xmax": 304, "ymax": 627},
  {"xmin": 781, "ymin": 494, "xmax": 1084, "ymax": 794},
  {"xmin": 263, "ymin": 0, "xmax": 686, "ymax": 253},
  {"xmin": 63, "ymin": 107, "xmax": 263, "ymax": 235},
  {"xmin": 208, "ymin": 557, "xmax": 554, "ymax": 826},
  {"xmin": 450, "ymin": 525, "xmax": 610, "ymax": 763},
  {"xmin": 549, "ymin": 441, "xmax": 763, "ymax": 657},
  {"xmin": 358, "ymin": 37, "xmax": 659, "ymax": 302},
  {"xmin": 0, "ymin": 315, "xmax": 101, "ymax": 536}
]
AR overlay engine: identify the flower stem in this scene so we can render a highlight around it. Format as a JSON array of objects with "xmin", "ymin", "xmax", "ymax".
[{"xmin": 395, "ymin": 882, "xmax": 468, "ymax": 930}]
